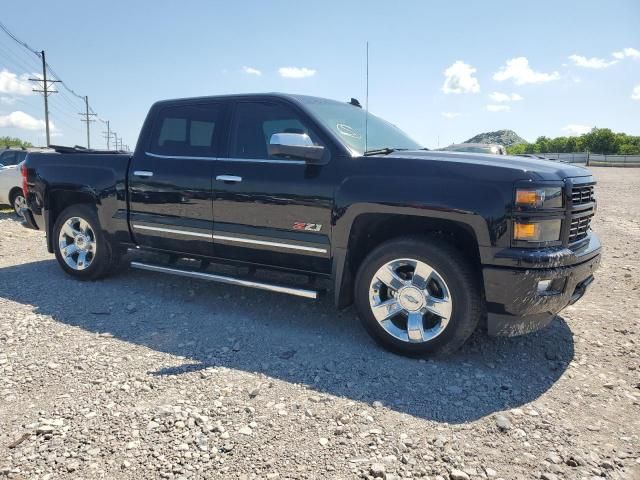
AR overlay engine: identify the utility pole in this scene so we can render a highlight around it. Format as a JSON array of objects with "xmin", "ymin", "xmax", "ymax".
[
  {"xmin": 29, "ymin": 50, "xmax": 60, "ymax": 147},
  {"xmin": 111, "ymin": 132, "xmax": 119, "ymax": 151},
  {"xmin": 102, "ymin": 120, "xmax": 111, "ymax": 149},
  {"xmin": 79, "ymin": 96, "xmax": 97, "ymax": 148}
]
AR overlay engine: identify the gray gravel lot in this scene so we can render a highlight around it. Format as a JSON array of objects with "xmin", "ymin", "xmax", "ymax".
[{"xmin": 0, "ymin": 167, "xmax": 639, "ymax": 480}]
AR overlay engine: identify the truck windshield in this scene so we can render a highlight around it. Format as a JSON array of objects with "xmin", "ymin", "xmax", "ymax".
[{"xmin": 298, "ymin": 97, "xmax": 422, "ymax": 155}]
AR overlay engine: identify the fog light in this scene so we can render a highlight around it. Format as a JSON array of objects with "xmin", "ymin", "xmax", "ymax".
[{"xmin": 537, "ymin": 279, "xmax": 552, "ymax": 294}]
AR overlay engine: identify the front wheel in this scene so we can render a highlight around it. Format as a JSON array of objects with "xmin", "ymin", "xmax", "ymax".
[
  {"xmin": 53, "ymin": 204, "xmax": 117, "ymax": 280},
  {"xmin": 354, "ymin": 236, "xmax": 482, "ymax": 356}
]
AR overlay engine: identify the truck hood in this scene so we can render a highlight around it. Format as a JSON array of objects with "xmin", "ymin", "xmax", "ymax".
[{"xmin": 389, "ymin": 150, "xmax": 592, "ymax": 181}]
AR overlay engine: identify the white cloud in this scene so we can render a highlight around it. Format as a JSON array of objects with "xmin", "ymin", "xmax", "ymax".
[
  {"xmin": 0, "ymin": 96, "xmax": 17, "ymax": 105},
  {"xmin": 242, "ymin": 66, "xmax": 262, "ymax": 76},
  {"xmin": 568, "ymin": 54, "xmax": 617, "ymax": 69},
  {"xmin": 0, "ymin": 69, "xmax": 33, "ymax": 96},
  {"xmin": 278, "ymin": 67, "xmax": 316, "ymax": 79},
  {"xmin": 486, "ymin": 104, "xmax": 510, "ymax": 112},
  {"xmin": 442, "ymin": 61, "xmax": 480, "ymax": 94},
  {"xmin": 632, "ymin": 84, "xmax": 640, "ymax": 101},
  {"xmin": 441, "ymin": 112, "xmax": 461, "ymax": 119},
  {"xmin": 612, "ymin": 47, "xmax": 640, "ymax": 60},
  {"xmin": 562, "ymin": 124, "xmax": 592, "ymax": 136},
  {"xmin": 489, "ymin": 92, "xmax": 523, "ymax": 102},
  {"xmin": 0, "ymin": 111, "xmax": 54, "ymax": 131},
  {"xmin": 493, "ymin": 57, "xmax": 560, "ymax": 85}
]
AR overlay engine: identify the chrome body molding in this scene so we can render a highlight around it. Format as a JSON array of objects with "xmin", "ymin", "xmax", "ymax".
[
  {"xmin": 212, "ymin": 234, "xmax": 327, "ymax": 253},
  {"xmin": 132, "ymin": 224, "xmax": 328, "ymax": 253},
  {"xmin": 144, "ymin": 151, "xmax": 305, "ymax": 165},
  {"xmin": 130, "ymin": 261, "xmax": 318, "ymax": 299},
  {"xmin": 133, "ymin": 224, "xmax": 212, "ymax": 238}
]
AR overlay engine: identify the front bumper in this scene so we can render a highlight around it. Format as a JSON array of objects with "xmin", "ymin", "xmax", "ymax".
[{"xmin": 483, "ymin": 233, "xmax": 601, "ymax": 336}]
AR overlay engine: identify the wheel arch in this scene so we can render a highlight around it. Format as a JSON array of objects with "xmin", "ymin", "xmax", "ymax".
[
  {"xmin": 9, "ymin": 186, "xmax": 24, "ymax": 204},
  {"xmin": 45, "ymin": 189, "xmax": 98, "ymax": 253},
  {"xmin": 333, "ymin": 212, "xmax": 484, "ymax": 309}
]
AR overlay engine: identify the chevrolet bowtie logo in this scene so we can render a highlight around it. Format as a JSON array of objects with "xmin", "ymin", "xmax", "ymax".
[{"xmin": 403, "ymin": 294, "xmax": 420, "ymax": 304}]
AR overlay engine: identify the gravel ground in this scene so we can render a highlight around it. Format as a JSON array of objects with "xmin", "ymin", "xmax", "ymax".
[{"xmin": 0, "ymin": 166, "xmax": 638, "ymax": 480}]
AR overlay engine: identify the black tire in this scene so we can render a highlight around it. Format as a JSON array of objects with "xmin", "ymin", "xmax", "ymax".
[
  {"xmin": 354, "ymin": 236, "xmax": 482, "ymax": 356},
  {"xmin": 9, "ymin": 189, "xmax": 26, "ymax": 218},
  {"xmin": 52, "ymin": 204, "xmax": 117, "ymax": 280}
]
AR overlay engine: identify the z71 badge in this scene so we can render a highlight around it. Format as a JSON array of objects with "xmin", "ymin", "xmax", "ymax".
[{"xmin": 292, "ymin": 222, "xmax": 322, "ymax": 232}]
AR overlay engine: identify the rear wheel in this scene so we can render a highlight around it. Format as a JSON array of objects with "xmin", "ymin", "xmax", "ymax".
[
  {"xmin": 53, "ymin": 205, "xmax": 117, "ymax": 280},
  {"xmin": 354, "ymin": 236, "xmax": 482, "ymax": 356},
  {"xmin": 10, "ymin": 189, "xmax": 26, "ymax": 218}
]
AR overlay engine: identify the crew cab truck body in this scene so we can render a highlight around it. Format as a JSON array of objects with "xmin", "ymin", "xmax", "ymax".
[{"xmin": 21, "ymin": 93, "xmax": 601, "ymax": 355}]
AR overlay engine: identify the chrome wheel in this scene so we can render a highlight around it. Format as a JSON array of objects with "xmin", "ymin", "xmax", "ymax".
[
  {"xmin": 369, "ymin": 258, "xmax": 452, "ymax": 343},
  {"xmin": 13, "ymin": 194, "xmax": 26, "ymax": 217},
  {"xmin": 58, "ymin": 217, "xmax": 97, "ymax": 271}
]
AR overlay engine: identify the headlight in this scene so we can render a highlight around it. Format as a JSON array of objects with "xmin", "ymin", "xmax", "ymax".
[
  {"xmin": 514, "ymin": 219, "xmax": 562, "ymax": 242},
  {"xmin": 515, "ymin": 187, "xmax": 563, "ymax": 209}
]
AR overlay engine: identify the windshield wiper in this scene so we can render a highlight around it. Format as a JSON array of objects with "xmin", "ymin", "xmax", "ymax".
[{"xmin": 363, "ymin": 147, "xmax": 404, "ymax": 156}]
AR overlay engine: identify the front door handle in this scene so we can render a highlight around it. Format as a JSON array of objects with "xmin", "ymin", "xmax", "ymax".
[
  {"xmin": 134, "ymin": 170, "xmax": 154, "ymax": 177},
  {"xmin": 216, "ymin": 175, "xmax": 242, "ymax": 183}
]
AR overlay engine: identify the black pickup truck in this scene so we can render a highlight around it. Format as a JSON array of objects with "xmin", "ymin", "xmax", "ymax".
[{"xmin": 20, "ymin": 93, "xmax": 601, "ymax": 355}]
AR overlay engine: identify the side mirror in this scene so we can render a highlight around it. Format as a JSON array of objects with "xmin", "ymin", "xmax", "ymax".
[{"xmin": 268, "ymin": 133, "xmax": 325, "ymax": 163}]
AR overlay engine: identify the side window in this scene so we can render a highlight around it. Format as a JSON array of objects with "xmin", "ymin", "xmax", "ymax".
[
  {"xmin": 1, "ymin": 151, "xmax": 17, "ymax": 166},
  {"xmin": 230, "ymin": 102, "xmax": 323, "ymax": 160},
  {"xmin": 149, "ymin": 103, "xmax": 224, "ymax": 157}
]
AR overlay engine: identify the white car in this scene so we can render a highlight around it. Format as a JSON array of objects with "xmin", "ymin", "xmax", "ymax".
[{"xmin": 0, "ymin": 149, "xmax": 29, "ymax": 216}]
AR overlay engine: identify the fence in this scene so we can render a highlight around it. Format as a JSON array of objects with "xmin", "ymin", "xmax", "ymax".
[{"xmin": 541, "ymin": 153, "xmax": 640, "ymax": 167}]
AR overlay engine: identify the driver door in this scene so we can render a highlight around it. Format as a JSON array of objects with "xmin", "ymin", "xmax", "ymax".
[{"xmin": 212, "ymin": 100, "xmax": 335, "ymax": 274}]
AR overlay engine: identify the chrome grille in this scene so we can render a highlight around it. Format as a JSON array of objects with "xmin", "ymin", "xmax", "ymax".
[
  {"xmin": 568, "ymin": 213, "xmax": 593, "ymax": 242},
  {"xmin": 571, "ymin": 184, "xmax": 594, "ymax": 205}
]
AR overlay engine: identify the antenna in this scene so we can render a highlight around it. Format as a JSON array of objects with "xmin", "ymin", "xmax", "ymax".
[{"xmin": 365, "ymin": 41, "xmax": 369, "ymax": 153}]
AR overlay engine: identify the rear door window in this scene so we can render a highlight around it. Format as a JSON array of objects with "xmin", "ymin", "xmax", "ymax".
[{"xmin": 149, "ymin": 103, "xmax": 225, "ymax": 157}]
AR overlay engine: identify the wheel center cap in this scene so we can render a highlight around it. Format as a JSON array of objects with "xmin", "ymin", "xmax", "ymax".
[
  {"xmin": 398, "ymin": 286, "xmax": 425, "ymax": 312},
  {"xmin": 75, "ymin": 234, "xmax": 88, "ymax": 250}
]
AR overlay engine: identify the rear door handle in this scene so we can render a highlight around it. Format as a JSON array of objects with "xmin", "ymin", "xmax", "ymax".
[
  {"xmin": 134, "ymin": 170, "xmax": 154, "ymax": 177},
  {"xmin": 216, "ymin": 175, "xmax": 242, "ymax": 183}
]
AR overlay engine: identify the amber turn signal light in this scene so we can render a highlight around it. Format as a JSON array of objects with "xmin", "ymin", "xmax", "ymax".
[
  {"xmin": 514, "ymin": 222, "xmax": 540, "ymax": 241},
  {"xmin": 515, "ymin": 189, "xmax": 545, "ymax": 208}
]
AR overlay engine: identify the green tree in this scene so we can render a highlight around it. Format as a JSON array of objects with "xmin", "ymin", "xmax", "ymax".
[
  {"xmin": 582, "ymin": 128, "xmax": 618, "ymax": 154},
  {"xmin": 506, "ymin": 128, "xmax": 640, "ymax": 155},
  {"xmin": 0, "ymin": 137, "xmax": 33, "ymax": 149},
  {"xmin": 507, "ymin": 143, "xmax": 528, "ymax": 155}
]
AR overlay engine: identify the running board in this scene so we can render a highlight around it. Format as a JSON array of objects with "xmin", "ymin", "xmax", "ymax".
[{"xmin": 130, "ymin": 261, "xmax": 318, "ymax": 299}]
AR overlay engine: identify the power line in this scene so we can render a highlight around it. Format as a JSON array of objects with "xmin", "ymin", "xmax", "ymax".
[
  {"xmin": 79, "ymin": 96, "xmax": 97, "ymax": 148},
  {"xmin": 100, "ymin": 119, "xmax": 111, "ymax": 150},
  {"xmin": 0, "ymin": 41, "xmax": 40, "ymax": 75},
  {"xmin": 0, "ymin": 21, "xmax": 42, "ymax": 57},
  {"xmin": 0, "ymin": 21, "xmax": 121, "ymax": 149},
  {"xmin": 29, "ymin": 51, "xmax": 61, "ymax": 146},
  {"xmin": 48, "ymin": 96, "xmax": 83, "ymax": 120},
  {"xmin": 48, "ymin": 110, "xmax": 85, "ymax": 135},
  {"xmin": 57, "ymin": 89, "xmax": 84, "ymax": 111}
]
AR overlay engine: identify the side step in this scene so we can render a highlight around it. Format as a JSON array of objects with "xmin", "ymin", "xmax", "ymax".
[{"xmin": 130, "ymin": 261, "xmax": 319, "ymax": 299}]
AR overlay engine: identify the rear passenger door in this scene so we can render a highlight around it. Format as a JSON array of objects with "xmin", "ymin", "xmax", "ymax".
[
  {"xmin": 212, "ymin": 99, "xmax": 335, "ymax": 274},
  {"xmin": 128, "ymin": 101, "xmax": 227, "ymax": 257}
]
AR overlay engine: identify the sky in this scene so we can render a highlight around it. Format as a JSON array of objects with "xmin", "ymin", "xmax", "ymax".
[{"xmin": 0, "ymin": 0, "xmax": 639, "ymax": 150}]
